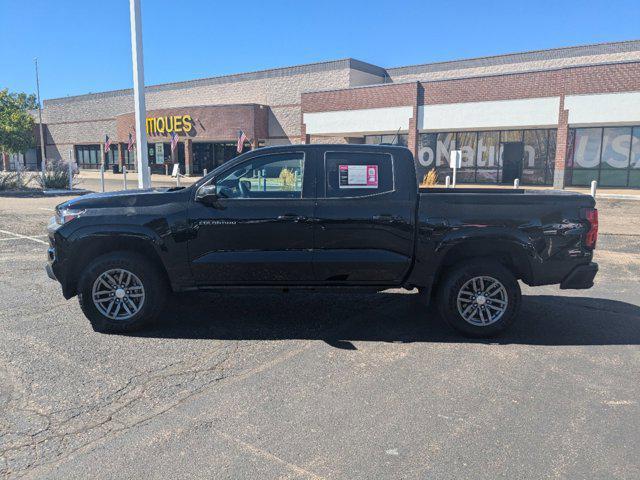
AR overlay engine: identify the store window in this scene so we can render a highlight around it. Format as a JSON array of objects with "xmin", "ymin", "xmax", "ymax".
[
  {"xmin": 568, "ymin": 126, "xmax": 640, "ymax": 187},
  {"xmin": 456, "ymin": 131, "xmax": 477, "ymax": 182},
  {"xmin": 105, "ymin": 145, "xmax": 118, "ymax": 168},
  {"xmin": 476, "ymin": 131, "xmax": 500, "ymax": 183},
  {"xmin": 417, "ymin": 129, "xmax": 556, "ymax": 185},
  {"xmin": 123, "ymin": 146, "xmax": 136, "ymax": 170},
  {"xmin": 522, "ymin": 130, "xmax": 549, "ymax": 184},
  {"xmin": 364, "ymin": 134, "xmax": 408, "ymax": 147},
  {"xmin": 631, "ymin": 129, "xmax": 640, "ymax": 187},
  {"xmin": 75, "ymin": 145, "xmax": 101, "ymax": 169}
]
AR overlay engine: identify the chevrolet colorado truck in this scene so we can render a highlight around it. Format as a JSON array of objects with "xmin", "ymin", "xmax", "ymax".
[{"xmin": 46, "ymin": 144, "xmax": 599, "ymax": 337}]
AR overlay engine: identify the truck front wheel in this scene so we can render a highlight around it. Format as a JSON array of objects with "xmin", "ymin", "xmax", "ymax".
[
  {"xmin": 436, "ymin": 260, "xmax": 521, "ymax": 337},
  {"xmin": 77, "ymin": 252, "xmax": 167, "ymax": 334}
]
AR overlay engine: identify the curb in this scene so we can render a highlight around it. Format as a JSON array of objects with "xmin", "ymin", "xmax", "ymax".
[
  {"xmin": 595, "ymin": 194, "xmax": 640, "ymax": 201},
  {"xmin": 0, "ymin": 189, "xmax": 91, "ymax": 198},
  {"xmin": 42, "ymin": 189, "xmax": 92, "ymax": 196}
]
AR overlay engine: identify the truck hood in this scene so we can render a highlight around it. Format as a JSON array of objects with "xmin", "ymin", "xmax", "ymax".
[{"xmin": 57, "ymin": 187, "xmax": 188, "ymax": 210}]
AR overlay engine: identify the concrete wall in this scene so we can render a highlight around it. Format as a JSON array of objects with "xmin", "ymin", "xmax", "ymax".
[
  {"xmin": 565, "ymin": 91, "xmax": 640, "ymax": 126},
  {"xmin": 387, "ymin": 43, "xmax": 640, "ymax": 83},
  {"xmin": 304, "ymin": 106, "xmax": 413, "ymax": 135},
  {"xmin": 41, "ymin": 63, "xmax": 360, "ymax": 158},
  {"xmin": 36, "ymin": 41, "xmax": 640, "ymax": 172},
  {"xmin": 349, "ymin": 69, "xmax": 386, "ymax": 87},
  {"xmin": 418, "ymin": 97, "xmax": 560, "ymax": 131}
]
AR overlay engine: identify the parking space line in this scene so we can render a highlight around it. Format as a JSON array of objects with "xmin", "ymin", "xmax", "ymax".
[
  {"xmin": 0, "ymin": 229, "xmax": 48, "ymax": 245},
  {"xmin": 0, "ymin": 235, "xmax": 48, "ymax": 242},
  {"xmin": 214, "ymin": 428, "xmax": 325, "ymax": 480}
]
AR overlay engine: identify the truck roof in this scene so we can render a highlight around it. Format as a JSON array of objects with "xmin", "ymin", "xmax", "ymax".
[{"xmin": 252, "ymin": 143, "xmax": 411, "ymax": 153}]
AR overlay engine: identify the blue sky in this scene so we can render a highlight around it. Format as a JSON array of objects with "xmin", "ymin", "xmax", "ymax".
[{"xmin": 1, "ymin": 0, "xmax": 639, "ymax": 100}]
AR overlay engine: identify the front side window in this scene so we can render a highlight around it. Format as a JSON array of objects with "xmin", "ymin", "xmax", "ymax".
[
  {"xmin": 213, "ymin": 153, "xmax": 304, "ymax": 199},
  {"xmin": 325, "ymin": 151, "xmax": 393, "ymax": 198}
]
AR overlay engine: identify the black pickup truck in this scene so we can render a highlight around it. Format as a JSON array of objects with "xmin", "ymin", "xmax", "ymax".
[{"xmin": 46, "ymin": 144, "xmax": 598, "ymax": 337}]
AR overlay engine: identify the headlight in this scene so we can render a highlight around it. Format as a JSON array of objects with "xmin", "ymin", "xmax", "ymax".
[{"xmin": 55, "ymin": 207, "xmax": 85, "ymax": 225}]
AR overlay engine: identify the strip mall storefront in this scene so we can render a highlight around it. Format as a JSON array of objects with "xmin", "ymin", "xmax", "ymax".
[
  {"xmin": 24, "ymin": 40, "xmax": 640, "ymax": 187},
  {"xmin": 75, "ymin": 104, "xmax": 268, "ymax": 175},
  {"xmin": 302, "ymin": 65, "xmax": 640, "ymax": 188}
]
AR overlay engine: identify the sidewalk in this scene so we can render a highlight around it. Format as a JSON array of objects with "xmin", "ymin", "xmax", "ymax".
[
  {"xmin": 77, "ymin": 170, "xmax": 200, "ymax": 185},
  {"xmin": 450, "ymin": 183, "xmax": 640, "ymax": 199}
]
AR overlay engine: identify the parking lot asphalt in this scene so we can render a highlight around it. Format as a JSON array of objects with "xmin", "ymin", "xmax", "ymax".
[{"xmin": 0, "ymin": 194, "xmax": 638, "ymax": 479}]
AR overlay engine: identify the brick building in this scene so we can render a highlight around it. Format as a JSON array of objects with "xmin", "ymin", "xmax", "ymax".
[{"xmin": 16, "ymin": 39, "xmax": 640, "ymax": 188}]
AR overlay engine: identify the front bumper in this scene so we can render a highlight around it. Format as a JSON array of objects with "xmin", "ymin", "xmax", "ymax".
[
  {"xmin": 45, "ymin": 246, "xmax": 57, "ymax": 280},
  {"xmin": 560, "ymin": 262, "xmax": 598, "ymax": 289},
  {"xmin": 45, "ymin": 262, "xmax": 56, "ymax": 280}
]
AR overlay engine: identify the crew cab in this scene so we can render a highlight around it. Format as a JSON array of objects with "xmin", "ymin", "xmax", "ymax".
[{"xmin": 46, "ymin": 144, "xmax": 598, "ymax": 337}]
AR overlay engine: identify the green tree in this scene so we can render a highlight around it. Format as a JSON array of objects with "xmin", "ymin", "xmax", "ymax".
[{"xmin": 0, "ymin": 89, "xmax": 38, "ymax": 154}]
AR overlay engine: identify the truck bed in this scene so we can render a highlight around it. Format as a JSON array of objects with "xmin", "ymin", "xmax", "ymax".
[
  {"xmin": 419, "ymin": 187, "xmax": 587, "ymax": 196},
  {"xmin": 418, "ymin": 188, "xmax": 595, "ymax": 207}
]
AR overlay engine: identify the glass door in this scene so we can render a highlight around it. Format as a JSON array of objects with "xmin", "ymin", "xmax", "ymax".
[{"xmin": 193, "ymin": 142, "xmax": 214, "ymax": 174}]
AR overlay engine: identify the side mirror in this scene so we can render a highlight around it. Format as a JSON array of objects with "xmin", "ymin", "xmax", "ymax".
[{"xmin": 196, "ymin": 184, "xmax": 219, "ymax": 206}]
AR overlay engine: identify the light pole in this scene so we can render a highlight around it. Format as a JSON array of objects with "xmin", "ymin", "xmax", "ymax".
[
  {"xmin": 35, "ymin": 58, "xmax": 46, "ymax": 175},
  {"xmin": 129, "ymin": 0, "xmax": 151, "ymax": 189}
]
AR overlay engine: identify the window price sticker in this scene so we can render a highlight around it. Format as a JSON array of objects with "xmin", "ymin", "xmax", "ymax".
[{"xmin": 339, "ymin": 165, "xmax": 378, "ymax": 188}]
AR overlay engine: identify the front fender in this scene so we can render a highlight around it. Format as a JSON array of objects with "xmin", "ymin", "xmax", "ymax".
[
  {"xmin": 66, "ymin": 224, "xmax": 165, "ymax": 250},
  {"xmin": 53, "ymin": 222, "xmax": 190, "ymax": 298}
]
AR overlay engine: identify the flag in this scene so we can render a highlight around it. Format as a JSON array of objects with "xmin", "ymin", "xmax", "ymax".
[
  {"xmin": 127, "ymin": 133, "xmax": 135, "ymax": 152},
  {"xmin": 104, "ymin": 135, "xmax": 112, "ymax": 153},
  {"xmin": 237, "ymin": 130, "xmax": 248, "ymax": 153},
  {"xmin": 170, "ymin": 132, "xmax": 179, "ymax": 153}
]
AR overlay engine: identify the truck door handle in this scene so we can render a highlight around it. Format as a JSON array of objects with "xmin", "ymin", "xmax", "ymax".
[
  {"xmin": 372, "ymin": 214, "xmax": 398, "ymax": 222},
  {"xmin": 423, "ymin": 217, "xmax": 449, "ymax": 229}
]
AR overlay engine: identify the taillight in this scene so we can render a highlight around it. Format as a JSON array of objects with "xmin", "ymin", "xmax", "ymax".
[{"xmin": 582, "ymin": 208, "xmax": 598, "ymax": 249}]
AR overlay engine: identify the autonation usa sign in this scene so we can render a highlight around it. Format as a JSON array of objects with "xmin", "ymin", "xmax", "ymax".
[{"xmin": 417, "ymin": 136, "xmax": 540, "ymax": 168}]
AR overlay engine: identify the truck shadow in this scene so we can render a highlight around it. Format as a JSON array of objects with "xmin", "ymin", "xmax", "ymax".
[{"xmin": 139, "ymin": 292, "xmax": 640, "ymax": 347}]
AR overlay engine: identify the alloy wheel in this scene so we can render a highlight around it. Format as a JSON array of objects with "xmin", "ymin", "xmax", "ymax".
[
  {"xmin": 456, "ymin": 275, "xmax": 508, "ymax": 326},
  {"xmin": 91, "ymin": 268, "xmax": 145, "ymax": 321}
]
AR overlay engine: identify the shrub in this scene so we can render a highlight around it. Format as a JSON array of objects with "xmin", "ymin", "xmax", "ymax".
[
  {"xmin": 34, "ymin": 160, "xmax": 77, "ymax": 190},
  {"xmin": 420, "ymin": 168, "xmax": 438, "ymax": 187},
  {"xmin": 278, "ymin": 167, "xmax": 296, "ymax": 191}
]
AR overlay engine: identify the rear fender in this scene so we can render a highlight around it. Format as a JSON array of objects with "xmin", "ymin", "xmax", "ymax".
[{"xmin": 408, "ymin": 226, "xmax": 541, "ymax": 289}]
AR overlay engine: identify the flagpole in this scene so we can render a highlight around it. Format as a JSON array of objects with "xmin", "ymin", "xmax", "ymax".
[
  {"xmin": 34, "ymin": 58, "xmax": 47, "ymax": 175},
  {"xmin": 129, "ymin": 0, "xmax": 151, "ymax": 189}
]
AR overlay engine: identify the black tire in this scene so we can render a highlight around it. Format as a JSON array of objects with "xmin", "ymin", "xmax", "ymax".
[
  {"xmin": 78, "ymin": 252, "xmax": 168, "ymax": 334},
  {"xmin": 436, "ymin": 259, "xmax": 521, "ymax": 337}
]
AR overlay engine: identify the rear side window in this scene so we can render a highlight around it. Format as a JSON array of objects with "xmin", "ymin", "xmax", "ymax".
[{"xmin": 325, "ymin": 151, "xmax": 394, "ymax": 198}]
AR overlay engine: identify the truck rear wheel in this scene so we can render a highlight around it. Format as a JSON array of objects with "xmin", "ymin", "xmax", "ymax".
[
  {"xmin": 436, "ymin": 260, "xmax": 521, "ymax": 337},
  {"xmin": 78, "ymin": 252, "xmax": 167, "ymax": 334}
]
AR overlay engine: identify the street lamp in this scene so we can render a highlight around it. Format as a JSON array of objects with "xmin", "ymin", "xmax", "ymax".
[
  {"xmin": 35, "ymin": 58, "xmax": 46, "ymax": 175},
  {"xmin": 129, "ymin": 0, "xmax": 151, "ymax": 189}
]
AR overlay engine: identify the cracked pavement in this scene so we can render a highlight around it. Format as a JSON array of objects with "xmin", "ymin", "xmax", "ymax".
[{"xmin": 0, "ymin": 194, "xmax": 638, "ymax": 479}]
